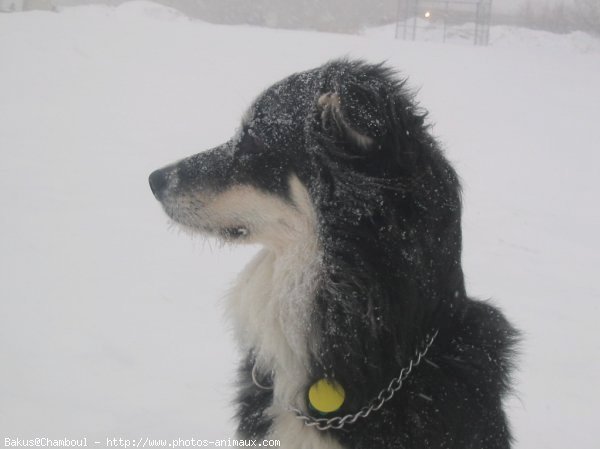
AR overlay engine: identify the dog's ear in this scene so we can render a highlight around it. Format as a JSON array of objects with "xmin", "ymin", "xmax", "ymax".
[{"xmin": 317, "ymin": 79, "xmax": 389, "ymax": 152}]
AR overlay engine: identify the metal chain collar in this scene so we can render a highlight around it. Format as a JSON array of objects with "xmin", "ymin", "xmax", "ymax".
[{"xmin": 288, "ymin": 329, "xmax": 439, "ymax": 431}]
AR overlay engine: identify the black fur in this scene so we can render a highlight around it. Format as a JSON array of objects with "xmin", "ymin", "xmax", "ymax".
[
  {"xmin": 235, "ymin": 60, "xmax": 518, "ymax": 448},
  {"xmin": 151, "ymin": 59, "xmax": 519, "ymax": 448}
]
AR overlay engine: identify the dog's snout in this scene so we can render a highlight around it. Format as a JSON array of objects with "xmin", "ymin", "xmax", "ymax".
[{"xmin": 149, "ymin": 168, "xmax": 168, "ymax": 200}]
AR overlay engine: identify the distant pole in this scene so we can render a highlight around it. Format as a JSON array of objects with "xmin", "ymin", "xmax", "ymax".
[
  {"xmin": 474, "ymin": 0, "xmax": 493, "ymax": 46},
  {"xmin": 485, "ymin": 0, "xmax": 493, "ymax": 46},
  {"xmin": 443, "ymin": 1, "xmax": 449, "ymax": 43},
  {"xmin": 395, "ymin": 0, "xmax": 401, "ymax": 38},
  {"xmin": 403, "ymin": 0, "xmax": 410, "ymax": 40},
  {"xmin": 474, "ymin": 1, "xmax": 480, "ymax": 45},
  {"xmin": 412, "ymin": 0, "xmax": 418, "ymax": 41}
]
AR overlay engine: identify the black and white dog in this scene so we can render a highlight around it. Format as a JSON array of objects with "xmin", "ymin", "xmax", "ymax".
[{"xmin": 149, "ymin": 59, "xmax": 519, "ymax": 449}]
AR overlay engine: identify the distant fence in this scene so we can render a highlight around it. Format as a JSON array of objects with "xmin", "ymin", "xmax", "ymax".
[{"xmin": 394, "ymin": 0, "xmax": 493, "ymax": 45}]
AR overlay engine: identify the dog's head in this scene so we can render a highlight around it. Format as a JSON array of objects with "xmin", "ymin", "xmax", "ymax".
[
  {"xmin": 149, "ymin": 64, "xmax": 320, "ymax": 248},
  {"xmin": 149, "ymin": 59, "xmax": 462, "ymax": 265}
]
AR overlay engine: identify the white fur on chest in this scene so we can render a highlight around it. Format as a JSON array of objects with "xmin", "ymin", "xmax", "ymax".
[{"xmin": 225, "ymin": 177, "xmax": 345, "ymax": 449}]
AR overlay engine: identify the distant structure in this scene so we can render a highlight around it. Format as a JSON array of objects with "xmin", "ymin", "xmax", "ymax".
[
  {"xmin": 395, "ymin": 0, "xmax": 493, "ymax": 46},
  {"xmin": 0, "ymin": 0, "xmax": 54, "ymax": 12},
  {"xmin": 0, "ymin": 0, "xmax": 24, "ymax": 11}
]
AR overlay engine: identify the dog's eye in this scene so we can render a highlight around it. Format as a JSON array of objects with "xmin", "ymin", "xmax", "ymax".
[{"xmin": 237, "ymin": 129, "xmax": 264, "ymax": 155}]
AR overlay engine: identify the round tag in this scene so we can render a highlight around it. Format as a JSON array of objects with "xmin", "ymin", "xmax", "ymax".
[{"xmin": 308, "ymin": 379, "xmax": 345, "ymax": 414}]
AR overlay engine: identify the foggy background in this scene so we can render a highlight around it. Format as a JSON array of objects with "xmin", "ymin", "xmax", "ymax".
[
  {"xmin": 1, "ymin": 0, "xmax": 599, "ymax": 447},
  {"xmin": 1, "ymin": 0, "xmax": 599, "ymax": 36}
]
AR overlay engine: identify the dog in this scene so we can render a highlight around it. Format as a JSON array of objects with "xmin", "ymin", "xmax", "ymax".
[{"xmin": 149, "ymin": 59, "xmax": 519, "ymax": 449}]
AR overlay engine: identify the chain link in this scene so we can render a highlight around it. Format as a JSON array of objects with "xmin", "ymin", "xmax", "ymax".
[{"xmin": 288, "ymin": 330, "xmax": 439, "ymax": 431}]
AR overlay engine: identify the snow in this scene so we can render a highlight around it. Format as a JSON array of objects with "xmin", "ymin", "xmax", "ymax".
[{"xmin": 1, "ymin": 2, "xmax": 599, "ymax": 446}]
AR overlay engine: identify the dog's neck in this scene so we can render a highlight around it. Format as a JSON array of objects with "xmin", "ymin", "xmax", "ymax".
[
  {"xmin": 227, "ymin": 239, "xmax": 349, "ymax": 449},
  {"xmin": 227, "ymin": 235, "xmax": 322, "ymax": 384},
  {"xmin": 225, "ymin": 180, "xmax": 330, "ymax": 449}
]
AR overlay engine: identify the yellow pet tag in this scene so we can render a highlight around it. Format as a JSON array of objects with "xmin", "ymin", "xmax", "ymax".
[{"xmin": 308, "ymin": 379, "xmax": 346, "ymax": 414}]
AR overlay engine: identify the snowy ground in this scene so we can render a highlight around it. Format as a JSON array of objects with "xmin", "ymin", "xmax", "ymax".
[{"xmin": 1, "ymin": 2, "xmax": 599, "ymax": 447}]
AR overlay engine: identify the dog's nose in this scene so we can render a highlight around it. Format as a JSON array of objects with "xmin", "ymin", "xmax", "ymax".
[{"xmin": 149, "ymin": 169, "xmax": 168, "ymax": 200}]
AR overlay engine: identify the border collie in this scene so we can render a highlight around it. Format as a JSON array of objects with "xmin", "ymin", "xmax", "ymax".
[{"xmin": 149, "ymin": 59, "xmax": 519, "ymax": 449}]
